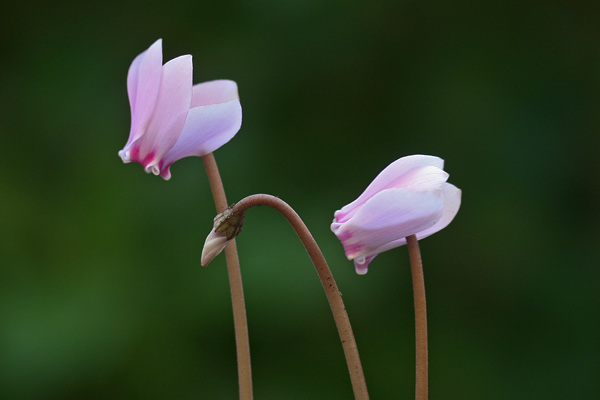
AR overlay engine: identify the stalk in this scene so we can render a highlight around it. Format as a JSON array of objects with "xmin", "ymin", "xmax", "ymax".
[
  {"xmin": 230, "ymin": 194, "xmax": 369, "ymax": 400},
  {"xmin": 406, "ymin": 234, "xmax": 428, "ymax": 400},
  {"xmin": 202, "ymin": 153, "xmax": 252, "ymax": 400}
]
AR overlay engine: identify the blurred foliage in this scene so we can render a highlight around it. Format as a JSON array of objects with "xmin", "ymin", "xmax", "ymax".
[{"xmin": 1, "ymin": 0, "xmax": 599, "ymax": 398}]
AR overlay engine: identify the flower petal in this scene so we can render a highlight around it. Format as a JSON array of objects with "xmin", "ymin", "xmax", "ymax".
[
  {"xmin": 335, "ymin": 163, "xmax": 448, "ymax": 224},
  {"xmin": 159, "ymin": 95, "xmax": 242, "ymax": 179},
  {"xmin": 190, "ymin": 80, "xmax": 240, "ymax": 107},
  {"xmin": 135, "ymin": 55, "xmax": 193, "ymax": 174},
  {"xmin": 335, "ymin": 155, "xmax": 445, "ymax": 223},
  {"xmin": 363, "ymin": 183, "xmax": 462, "ymax": 255},
  {"xmin": 335, "ymin": 187, "xmax": 444, "ymax": 260},
  {"xmin": 414, "ymin": 182, "xmax": 462, "ymax": 240},
  {"xmin": 125, "ymin": 39, "xmax": 163, "ymax": 148}
]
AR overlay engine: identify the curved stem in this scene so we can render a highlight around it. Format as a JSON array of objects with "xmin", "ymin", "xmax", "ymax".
[
  {"xmin": 406, "ymin": 234, "xmax": 428, "ymax": 400},
  {"xmin": 202, "ymin": 153, "xmax": 253, "ymax": 400},
  {"xmin": 232, "ymin": 194, "xmax": 369, "ymax": 400}
]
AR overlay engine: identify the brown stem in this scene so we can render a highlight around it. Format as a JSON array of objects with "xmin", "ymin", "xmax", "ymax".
[
  {"xmin": 202, "ymin": 153, "xmax": 253, "ymax": 400},
  {"xmin": 232, "ymin": 194, "xmax": 369, "ymax": 400},
  {"xmin": 406, "ymin": 234, "xmax": 428, "ymax": 400}
]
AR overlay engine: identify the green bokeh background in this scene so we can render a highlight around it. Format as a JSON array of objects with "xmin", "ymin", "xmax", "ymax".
[{"xmin": 1, "ymin": 1, "xmax": 599, "ymax": 398}]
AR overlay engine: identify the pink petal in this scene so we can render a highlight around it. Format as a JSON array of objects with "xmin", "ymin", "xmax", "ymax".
[
  {"xmin": 159, "ymin": 93, "xmax": 242, "ymax": 179},
  {"xmin": 335, "ymin": 163, "xmax": 448, "ymax": 224},
  {"xmin": 391, "ymin": 166, "xmax": 449, "ymax": 191},
  {"xmin": 136, "ymin": 55, "xmax": 193, "ymax": 174},
  {"xmin": 336, "ymin": 155, "xmax": 445, "ymax": 223},
  {"xmin": 190, "ymin": 80, "xmax": 240, "ymax": 107},
  {"xmin": 125, "ymin": 39, "xmax": 163, "ymax": 148},
  {"xmin": 363, "ymin": 183, "xmax": 462, "ymax": 256},
  {"xmin": 414, "ymin": 183, "xmax": 462, "ymax": 240},
  {"xmin": 335, "ymin": 187, "xmax": 444, "ymax": 260}
]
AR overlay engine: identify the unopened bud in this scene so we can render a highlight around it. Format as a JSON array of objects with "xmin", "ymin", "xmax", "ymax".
[{"xmin": 201, "ymin": 205, "xmax": 244, "ymax": 266}]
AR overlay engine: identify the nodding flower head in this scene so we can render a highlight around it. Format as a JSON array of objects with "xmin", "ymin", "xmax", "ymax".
[{"xmin": 331, "ymin": 155, "xmax": 461, "ymax": 275}]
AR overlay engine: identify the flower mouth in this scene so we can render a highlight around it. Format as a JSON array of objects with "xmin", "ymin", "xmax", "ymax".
[
  {"xmin": 144, "ymin": 163, "xmax": 161, "ymax": 176},
  {"xmin": 354, "ymin": 258, "xmax": 369, "ymax": 275},
  {"xmin": 118, "ymin": 149, "xmax": 131, "ymax": 163}
]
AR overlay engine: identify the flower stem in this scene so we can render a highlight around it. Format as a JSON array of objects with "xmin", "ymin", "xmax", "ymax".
[
  {"xmin": 232, "ymin": 194, "xmax": 369, "ymax": 400},
  {"xmin": 202, "ymin": 153, "xmax": 252, "ymax": 400},
  {"xmin": 406, "ymin": 234, "xmax": 428, "ymax": 400}
]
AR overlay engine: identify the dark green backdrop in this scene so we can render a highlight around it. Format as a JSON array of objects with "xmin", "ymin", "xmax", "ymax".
[{"xmin": 1, "ymin": 1, "xmax": 599, "ymax": 398}]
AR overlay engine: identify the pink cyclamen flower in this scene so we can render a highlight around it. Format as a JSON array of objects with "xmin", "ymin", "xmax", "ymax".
[
  {"xmin": 331, "ymin": 155, "xmax": 461, "ymax": 275},
  {"xmin": 118, "ymin": 39, "xmax": 242, "ymax": 180}
]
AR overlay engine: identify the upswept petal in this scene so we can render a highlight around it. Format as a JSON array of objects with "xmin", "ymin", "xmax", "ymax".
[
  {"xmin": 362, "ymin": 183, "xmax": 462, "ymax": 256},
  {"xmin": 190, "ymin": 80, "xmax": 240, "ymax": 107},
  {"xmin": 125, "ymin": 39, "xmax": 163, "ymax": 148},
  {"xmin": 159, "ymin": 96, "xmax": 242, "ymax": 180},
  {"xmin": 335, "ymin": 164, "xmax": 448, "ymax": 224},
  {"xmin": 412, "ymin": 183, "xmax": 461, "ymax": 241},
  {"xmin": 135, "ymin": 55, "xmax": 193, "ymax": 174},
  {"xmin": 390, "ymin": 165, "xmax": 448, "ymax": 191},
  {"xmin": 335, "ymin": 187, "xmax": 444, "ymax": 260},
  {"xmin": 335, "ymin": 155, "xmax": 444, "ymax": 223}
]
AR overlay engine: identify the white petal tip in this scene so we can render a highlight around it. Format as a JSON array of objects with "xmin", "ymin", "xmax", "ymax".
[
  {"xmin": 201, "ymin": 245, "xmax": 225, "ymax": 267},
  {"xmin": 200, "ymin": 257, "xmax": 211, "ymax": 267},
  {"xmin": 201, "ymin": 228, "xmax": 229, "ymax": 267}
]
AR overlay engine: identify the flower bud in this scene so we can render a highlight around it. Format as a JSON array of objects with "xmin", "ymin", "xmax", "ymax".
[
  {"xmin": 201, "ymin": 206, "xmax": 244, "ymax": 266},
  {"xmin": 201, "ymin": 227, "xmax": 229, "ymax": 267}
]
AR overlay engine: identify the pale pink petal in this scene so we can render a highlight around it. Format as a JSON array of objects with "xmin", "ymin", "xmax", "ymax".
[
  {"xmin": 335, "ymin": 163, "xmax": 448, "ymax": 223},
  {"xmin": 336, "ymin": 155, "xmax": 444, "ymax": 223},
  {"xmin": 125, "ymin": 39, "xmax": 163, "ymax": 148},
  {"xmin": 335, "ymin": 187, "xmax": 444, "ymax": 260},
  {"xmin": 362, "ymin": 183, "xmax": 462, "ymax": 256},
  {"xmin": 190, "ymin": 80, "xmax": 240, "ymax": 107},
  {"xmin": 330, "ymin": 219, "xmax": 343, "ymax": 234},
  {"xmin": 135, "ymin": 55, "xmax": 193, "ymax": 174},
  {"xmin": 392, "ymin": 166, "xmax": 449, "ymax": 191},
  {"xmin": 159, "ymin": 97, "xmax": 242, "ymax": 179},
  {"xmin": 414, "ymin": 183, "xmax": 462, "ymax": 240}
]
